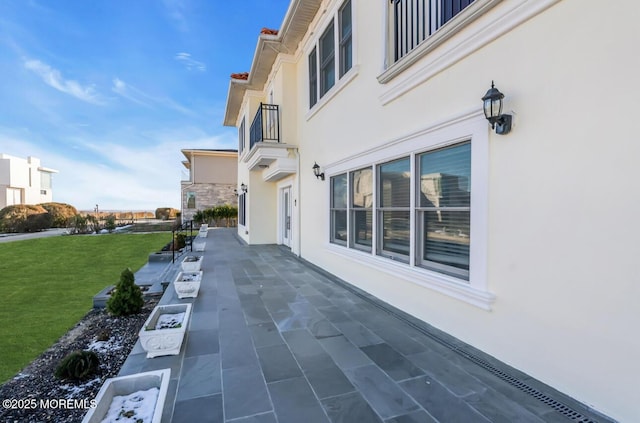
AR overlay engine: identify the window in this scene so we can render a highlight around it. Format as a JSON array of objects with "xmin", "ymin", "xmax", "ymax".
[
  {"xmin": 339, "ymin": 0, "xmax": 352, "ymax": 77},
  {"xmin": 186, "ymin": 192, "xmax": 196, "ymax": 209},
  {"xmin": 308, "ymin": 0, "xmax": 353, "ymax": 107},
  {"xmin": 319, "ymin": 22, "xmax": 335, "ymax": 97},
  {"xmin": 40, "ymin": 172, "xmax": 52, "ymax": 189},
  {"xmin": 392, "ymin": 0, "xmax": 475, "ymax": 62},
  {"xmin": 326, "ymin": 139, "xmax": 477, "ymax": 284},
  {"xmin": 416, "ymin": 142, "xmax": 470, "ymax": 279},
  {"xmin": 309, "ymin": 48, "xmax": 318, "ymax": 107},
  {"xmin": 350, "ymin": 167, "xmax": 372, "ymax": 251},
  {"xmin": 377, "ymin": 158, "xmax": 411, "ymax": 262},
  {"xmin": 238, "ymin": 118, "xmax": 245, "ymax": 154},
  {"xmin": 238, "ymin": 193, "xmax": 246, "ymax": 226},
  {"xmin": 330, "ymin": 173, "xmax": 347, "ymax": 245}
]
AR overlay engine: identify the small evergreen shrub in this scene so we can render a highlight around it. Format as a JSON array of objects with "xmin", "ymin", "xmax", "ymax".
[
  {"xmin": 54, "ymin": 350, "xmax": 100, "ymax": 380},
  {"xmin": 105, "ymin": 214, "xmax": 116, "ymax": 232},
  {"xmin": 106, "ymin": 268, "xmax": 143, "ymax": 316},
  {"xmin": 175, "ymin": 233, "xmax": 186, "ymax": 250}
]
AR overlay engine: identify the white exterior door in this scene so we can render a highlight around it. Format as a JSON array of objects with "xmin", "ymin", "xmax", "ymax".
[{"xmin": 282, "ymin": 186, "xmax": 292, "ymax": 247}]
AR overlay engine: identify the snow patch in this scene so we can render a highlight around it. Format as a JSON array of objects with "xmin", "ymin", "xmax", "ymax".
[
  {"xmin": 155, "ymin": 312, "xmax": 184, "ymax": 330},
  {"xmin": 100, "ymin": 387, "xmax": 159, "ymax": 423}
]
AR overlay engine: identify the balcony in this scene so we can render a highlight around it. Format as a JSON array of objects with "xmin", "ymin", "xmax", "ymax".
[
  {"xmin": 392, "ymin": 0, "xmax": 475, "ymax": 62},
  {"xmin": 250, "ymin": 103, "xmax": 280, "ymax": 150},
  {"xmin": 245, "ymin": 103, "xmax": 297, "ymax": 181}
]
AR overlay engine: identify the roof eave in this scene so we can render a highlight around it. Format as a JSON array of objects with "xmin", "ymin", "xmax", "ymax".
[{"xmin": 223, "ymin": 0, "xmax": 322, "ymax": 127}]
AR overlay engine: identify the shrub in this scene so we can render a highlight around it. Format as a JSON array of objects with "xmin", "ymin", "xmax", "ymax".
[
  {"xmin": 105, "ymin": 214, "xmax": 116, "ymax": 232},
  {"xmin": 24, "ymin": 212, "xmax": 53, "ymax": 232},
  {"xmin": 155, "ymin": 207, "xmax": 179, "ymax": 220},
  {"xmin": 68, "ymin": 214, "xmax": 89, "ymax": 234},
  {"xmin": 54, "ymin": 350, "xmax": 100, "ymax": 381},
  {"xmin": 175, "ymin": 233, "xmax": 186, "ymax": 250},
  {"xmin": 0, "ymin": 204, "xmax": 50, "ymax": 233},
  {"xmin": 106, "ymin": 268, "xmax": 144, "ymax": 316},
  {"xmin": 39, "ymin": 202, "xmax": 78, "ymax": 228}
]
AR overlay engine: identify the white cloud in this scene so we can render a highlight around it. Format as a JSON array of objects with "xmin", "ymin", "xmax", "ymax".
[
  {"xmin": 111, "ymin": 78, "xmax": 152, "ymax": 107},
  {"xmin": 175, "ymin": 52, "xmax": 206, "ymax": 72},
  {"xmin": 0, "ymin": 129, "xmax": 236, "ymax": 211},
  {"xmin": 23, "ymin": 59, "xmax": 104, "ymax": 105},
  {"xmin": 111, "ymin": 77, "xmax": 194, "ymax": 115}
]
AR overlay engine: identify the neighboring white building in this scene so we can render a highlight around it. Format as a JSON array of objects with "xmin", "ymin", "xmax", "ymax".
[
  {"xmin": 0, "ymin": 154, "xmax": 58, "ymax": 209},
  {"xmin": 180, "ymin": 149, "xmax": 238, "ymax": 221},
  {"xmin": 223, "ymin": 1, "xmax": 639, "ymax": 421}
]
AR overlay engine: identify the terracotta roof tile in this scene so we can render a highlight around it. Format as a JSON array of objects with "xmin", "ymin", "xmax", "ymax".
[
  {"xmin": 230, "ymin": 72, "xmax": 249, "ymax": 80},
  {"xmin": 260, "ymin": 28, "xmax": 279, "ymax": 36}
]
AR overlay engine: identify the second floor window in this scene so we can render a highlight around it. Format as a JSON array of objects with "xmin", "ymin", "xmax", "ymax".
[
  {"xmin": 392, "ymin": 0, "xmax": 475, "ymax": 62},
  {"xmin": 238, "ymin": 117, "xmax": 245, "ymax": 154},
  {"xmin": 308, "ymin": 0, "xmax": 352, "ymax": 108}
]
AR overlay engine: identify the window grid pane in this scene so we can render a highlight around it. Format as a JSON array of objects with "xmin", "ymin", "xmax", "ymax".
[
  {"xmin": 320, "ymin": 22, "xmax": 335, "ymax": 96},
  {"xmin": 331, "ymin": 174, "xmax": 348, "ymax": 245},
  {"xmin": 339, "ymin": 0, "xmax": 353, "ymax": 77},
  {"xmin": 417, "ymin": 142, "xmax": 471, "ymax": 279},
  {"xmin": 309, "ymin": 48, "xmax": 317, "ymax": 107},
  {"xmin": 378, "ymin": 157, "xmax": 410, "ymax": 260},
  {"xmin": 350, "ymin": 167, "xmax": 372, "ymax": 251}
]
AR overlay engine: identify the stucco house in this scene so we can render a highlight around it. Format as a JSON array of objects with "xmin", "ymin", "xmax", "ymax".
[
  {"xmin": 223, "ymin": 1, "xmax": 639, "ymax": 421},
  {"xmin": 0, "ymin": 154, "xmax": 58, "ymax": 209},
  {"xmin": 180, "ymin": 149, "xmax": 238, "ymax": 221}
]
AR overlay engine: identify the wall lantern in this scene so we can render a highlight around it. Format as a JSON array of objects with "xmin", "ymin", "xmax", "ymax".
[
  {"xmin": 482, "ymin": 81, "xmax": 512, "ymax": 135},
  {"xmin": 312, "ymin": 162, "xmax": 325, "ymax": 181},
  {"xmin": 240, "ymin": 183, "xmax": 248, "ymax": 193}
]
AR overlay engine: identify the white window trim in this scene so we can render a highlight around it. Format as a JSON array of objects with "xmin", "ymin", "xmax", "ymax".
[
  {"xmin": 378, "ymin": 0, "xmax": 561, "ymax": 105},
  {"xmin": 305, "ymin": 0, "xmax": 358, "ymax": 120},
  {"xmin": 324, "ymin": 108, "xmax": 494, "ymax": 310}
]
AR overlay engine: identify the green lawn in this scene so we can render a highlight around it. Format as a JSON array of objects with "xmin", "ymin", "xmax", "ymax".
[{"xmin": 0, "ymin": 233, "xmax": 170, "ymax": 383}]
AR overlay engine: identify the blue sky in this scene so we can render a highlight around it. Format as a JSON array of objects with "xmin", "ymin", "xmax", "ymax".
[{"xmin": 0, "ymin": 0, "xmax": 290, "ymax": 211}]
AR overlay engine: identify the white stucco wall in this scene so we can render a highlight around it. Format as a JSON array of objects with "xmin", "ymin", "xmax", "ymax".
[
  {"xmin": 0, "ymin": 154, "xmax": 55, "ymax": 208},
  {"xmin": 290, "ymin": 0, "xmax": 638, "ymax": 421},
  {"xmin": 230, "ymin": 0, "xmax": 638, "ymax": 420}
]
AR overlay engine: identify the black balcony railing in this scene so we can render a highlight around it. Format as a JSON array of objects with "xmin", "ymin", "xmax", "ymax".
[
  {"xmin": 249, "ymin": 103, "xmax": 280, "ymax": 150},
  {"xmin": 393, "ymin": 0, "xmax": 475, "ymax": 62}
]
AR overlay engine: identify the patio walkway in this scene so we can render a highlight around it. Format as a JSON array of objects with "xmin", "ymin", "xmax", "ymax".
[{"xmin": 119, "ymin": 228, "xmax": 612, "ymax": 423}]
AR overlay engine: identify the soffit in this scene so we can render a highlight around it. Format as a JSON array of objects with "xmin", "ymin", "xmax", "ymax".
[{"xmin": 223, "ymin": 0, "xmax": 322, "ymax": 127}]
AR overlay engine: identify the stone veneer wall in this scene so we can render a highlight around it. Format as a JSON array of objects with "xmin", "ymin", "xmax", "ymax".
[{"xmin": 181, "ymin": 183, "xmax": 237, "ymax": 222}]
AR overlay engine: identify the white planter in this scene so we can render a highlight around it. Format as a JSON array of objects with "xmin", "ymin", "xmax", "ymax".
[
  {"xmin": 200, "ymin": 223, "xmax": 208, "ymax": 230},
  {"xmin": 173, "ymin": 271, "xmax": 202, "ymax": 299},
  {"xmin": 139, "ymin": 304, "xmax": 192, "ymax": 358},
  {"xmin": 181, "ymin": 255, "xmax": 203, "ymax": 272},
  {"xmin": 193, "ymin": 239, "xmax": 206, "ymax": 252},
  {"xmin": 82, "ymin": 368, "xmax": 170, "ymax": 423}
]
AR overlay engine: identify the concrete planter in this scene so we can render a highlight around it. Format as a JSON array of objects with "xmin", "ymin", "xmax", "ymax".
[
  {"xmin": 193, "ymin": 239, "xmax": 206, "ymax": 252},
  {"xmin": 181, "ymin": 255, "xmax": 203, "ymax": 272},
  {"xmin": 173, "ymin": 271, "xmax": 202, "ymax": 299},
  {"xmin": 82, "ymin": 368, "xmax": 170, "ymax": 423},
  {"xmin": 139, "ymin": 304, "xmax": 192, "ymax": 358},
  {"xmin": 198, "ymin": 227, "xmax": 208, "ymax": 238}
]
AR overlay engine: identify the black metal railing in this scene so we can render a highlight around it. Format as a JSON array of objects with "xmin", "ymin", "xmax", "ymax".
[
  {"xmin": 249, "ymin": 103, "xmax": 280, "ymax": 150},
  {"xmin": 392, "ymin": 0, "xmax": 475, "ymax": 62}
]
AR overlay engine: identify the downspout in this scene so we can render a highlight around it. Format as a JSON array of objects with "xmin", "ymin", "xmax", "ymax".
[{"xmin": 294, "ymin": 148, "xmax": 301, "ymax": 257}]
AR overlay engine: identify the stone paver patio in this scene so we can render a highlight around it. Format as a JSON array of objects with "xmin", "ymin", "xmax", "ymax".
[{"xmin": 118, "ymin": 228, "xmax": 612, "ymax": 423}]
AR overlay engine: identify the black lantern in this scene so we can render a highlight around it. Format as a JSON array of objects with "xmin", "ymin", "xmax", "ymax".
[
  {"xmin": 312, "ymin": 162, "xmax": 325, "ymax": 181},
  {"xmin": 240, "ymin": 183, "xmax": 248, "ymax": 193},
  {"xmin": 482, "ymin": 81, "xmax": 512, "ymax": 135}
]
